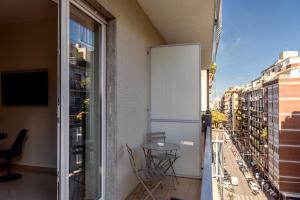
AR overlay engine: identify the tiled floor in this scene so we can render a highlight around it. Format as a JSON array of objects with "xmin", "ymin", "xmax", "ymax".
[
  {"xmin": 0, "ymin": 167, "xmax": 56, "ymax": 200},
  {"xmin": 126, "ymin": 177, "xmax": 201, "ymax": 200}
]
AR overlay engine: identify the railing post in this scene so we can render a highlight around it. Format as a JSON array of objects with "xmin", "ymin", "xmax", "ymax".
[{"xmin": 205, "ymin": 110, "xmax": 212, "ymax": 129}]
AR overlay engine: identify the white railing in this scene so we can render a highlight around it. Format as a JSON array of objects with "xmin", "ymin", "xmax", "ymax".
[{"xmin": 201, "ymin": 126, "xmax": 213, "ymax": 200}]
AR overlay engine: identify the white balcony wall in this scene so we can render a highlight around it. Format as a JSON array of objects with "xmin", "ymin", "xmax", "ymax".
[{"xmin": 97, "ymin": 0, "xmax": 165, "ymax": 199}]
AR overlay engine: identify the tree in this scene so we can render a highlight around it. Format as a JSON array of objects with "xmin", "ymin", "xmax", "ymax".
[
  {"xmin": 227, "ymin": 192, "xmax": 235, "ymax": 200},
  {"xmin": 261, "ymin": 127, "xmax": 268, "ymax": 137},
  {"xmin": 212, "ymin": 110, "xmax": 227, "ymax": 128}
]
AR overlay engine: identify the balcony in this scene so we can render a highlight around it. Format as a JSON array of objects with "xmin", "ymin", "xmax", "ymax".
[{"xmin": 127, "ymin": 114, "xmax": 215, "ymax": 200}]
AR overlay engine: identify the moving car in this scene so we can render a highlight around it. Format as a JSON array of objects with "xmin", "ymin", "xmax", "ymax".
[{"xmin": 231, "ymin": 176, "xmax": 239, "ymax": 186}]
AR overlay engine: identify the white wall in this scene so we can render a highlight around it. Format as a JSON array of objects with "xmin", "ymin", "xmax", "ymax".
[
  {"xmin": 0, "ymin": 19, "xmax": 57, "ymax": 168},
  {"xmin": 97, "ymin": 0, "xmax": 165, "ymax": 199},
  {"xmin": 150, "ymin": 45, "xmax": 201, "ymax": 177}
]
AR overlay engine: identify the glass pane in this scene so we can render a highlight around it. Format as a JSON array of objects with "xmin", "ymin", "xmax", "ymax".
[{"xmin": 69, "ymin": 5, "xmax": 102, "ymax": 200}]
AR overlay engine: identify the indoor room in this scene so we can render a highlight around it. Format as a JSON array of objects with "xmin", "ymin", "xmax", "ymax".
[{"xmin": 0, "ymin": 0, "xmax": 57, "ymax": 199}]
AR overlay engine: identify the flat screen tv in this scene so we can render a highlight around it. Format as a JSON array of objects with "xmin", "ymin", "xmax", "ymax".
[{"xmin": 1, "ymin": 71, "xmax": 48, "ymax": 106}]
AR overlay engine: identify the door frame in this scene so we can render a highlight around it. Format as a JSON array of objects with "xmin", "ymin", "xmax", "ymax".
[{"xmin": 58, "ymin": 0, "xmax": 107, "ymax": 199}]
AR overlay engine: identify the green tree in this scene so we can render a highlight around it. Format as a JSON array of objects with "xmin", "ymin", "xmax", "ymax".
[
  {"xmin": 227, "ymin": 192, "xmax": 235, "ymax": 200},
  {"xmin": 212, "ymin": 110, "xmax": 227, "ymax": 128},
  {"xmin": 261, "ymin": 127, "xmax": 268, "ymax": 137}
]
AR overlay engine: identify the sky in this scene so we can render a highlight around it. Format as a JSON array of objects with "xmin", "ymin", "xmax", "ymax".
[{"xmin": 213, "ymin": 0, "xmax": 300, "ymax": 98}]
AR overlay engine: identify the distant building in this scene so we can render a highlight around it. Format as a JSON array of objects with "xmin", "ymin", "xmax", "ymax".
[
  {"xmin": 221, "ymin": 86, "xmax": 240, "ymax": 115},
  {"xmin": 212, "ymin": 97, "xmax": 222, "ymax": 111},
  {"xmin": 221, "ymin": 87, "xmax": 240, "ymax": 135}
]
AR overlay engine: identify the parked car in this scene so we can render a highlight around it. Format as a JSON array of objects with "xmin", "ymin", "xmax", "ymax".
[
  {"xmin": 224, "ymin": 170, "xmax": 230, "ymax": 176},
  {"xmin": 239, "ymin": 165, "xmax": 246, "ymax": 171},
  {"xmin": 231, "ymin": 176, "xmax": 239, "ymax": 186},
  {"xmin": 237, "ymin": 160, "xmax": 243, "ymax": 166},
  {"xmin": 242, "ymin": 167, "xmax": 249, "ymax": 173},
  {"xmin": 248, "ymin": 181, "xmax": 259, "ymax": 192},
  {"xmin": 244, "ymin": 172, "xmax": 253, "ymax": 181},
  {"xmin": 226, "ymin": 174, "xmax": 231, "ymax": 180},
  {"xmin": 223, "ymin": 184, "xmax": 234, "ymax": 192}
]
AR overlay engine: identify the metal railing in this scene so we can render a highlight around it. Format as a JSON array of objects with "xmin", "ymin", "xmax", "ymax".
[
  {"xmin": 201, "ymin": 111, "xmax": 213, "ymax": 200},
  {"xmin": 201, "ymin": 126, "xmax": 213, "ymax": 200}
]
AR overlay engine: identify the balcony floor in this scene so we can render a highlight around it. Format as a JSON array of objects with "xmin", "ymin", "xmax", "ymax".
[{"xmin": 126, "ymin": 177, "xmax": 200, "ymax": 200}]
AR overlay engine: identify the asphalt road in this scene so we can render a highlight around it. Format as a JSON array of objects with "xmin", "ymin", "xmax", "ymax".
[{"xmin": 223, "ymin": 133, "xmax": 268, "ymax": 200}]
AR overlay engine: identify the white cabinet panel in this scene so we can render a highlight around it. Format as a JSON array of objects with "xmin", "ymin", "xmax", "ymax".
[
  {"xmin": 151, "ymin": 45, "xmax": 201, "ymax": 120},
  {"xmin": 150, "ymin": 44, "xmax": 202, "ymax": 178}
]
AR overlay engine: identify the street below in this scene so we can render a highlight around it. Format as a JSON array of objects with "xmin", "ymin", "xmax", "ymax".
[{"xmin": 222, "ymin": 130, "xmax": 271, "ymax": 200}]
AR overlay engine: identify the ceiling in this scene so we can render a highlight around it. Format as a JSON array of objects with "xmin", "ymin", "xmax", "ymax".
[
  {"xmin": 0, "ymin": 0, "xmax": 57, "ymax": 25},
  {"xmin": 137, "ymin": 0, "xmax": 215, "ymax": 69}
]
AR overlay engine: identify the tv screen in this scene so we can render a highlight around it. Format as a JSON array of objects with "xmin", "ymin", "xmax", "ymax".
[{"xmin": 1, "ymin": 71, "xmax": 48, "ymax": 106}]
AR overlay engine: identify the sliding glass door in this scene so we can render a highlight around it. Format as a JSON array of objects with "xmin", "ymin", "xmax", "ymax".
[{"xmin": 59, "ymin": 1, "xmax": 106, "ymax": 199}]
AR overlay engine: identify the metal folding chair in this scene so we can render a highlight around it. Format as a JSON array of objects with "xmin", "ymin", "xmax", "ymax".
[
  {"xmin": 126, "ymin": 144, "xmax": 164, "ymax": 200},
  {"xmin": 146, "ymin": 132, "xmax": 166, "ymax": 142}
]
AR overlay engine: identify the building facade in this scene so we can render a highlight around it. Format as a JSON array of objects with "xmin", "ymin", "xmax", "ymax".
[
  {"xmin": 264, "ymin": 68, "xmax": 300, "ymax": 199},
  {"xmin": 226, "ymin": 51, "xmax": 300, "ymax": 199}
]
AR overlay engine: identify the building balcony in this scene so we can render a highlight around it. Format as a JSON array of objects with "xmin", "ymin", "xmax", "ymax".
[{"xmin": 128, "ymin": 115, "xmax": 217, "ymax": 200}]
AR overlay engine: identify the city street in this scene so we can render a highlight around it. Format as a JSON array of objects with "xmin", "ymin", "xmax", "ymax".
[{"xmin": 223, "ymin": 131, "xmax": 269, "ymax": 200}]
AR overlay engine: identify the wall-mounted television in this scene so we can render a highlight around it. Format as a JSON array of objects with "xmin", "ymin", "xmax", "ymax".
[{"xmin": 1, "ymin": 71, "xmax": 48, "ymax": 106}]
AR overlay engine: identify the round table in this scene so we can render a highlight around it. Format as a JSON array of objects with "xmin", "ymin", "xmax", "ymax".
[
  {"xmin": 141, "ymin": 141, "xmax": 180, "ymax": 151},
  {"xmin": 141, "ymin": 142, "xmax": 180, "ymax": 168}
]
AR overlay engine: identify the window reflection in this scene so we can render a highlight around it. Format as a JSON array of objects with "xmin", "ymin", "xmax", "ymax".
[{"xmin": 69, "ymin": 5, "xmax": 102, "ymax": 200}]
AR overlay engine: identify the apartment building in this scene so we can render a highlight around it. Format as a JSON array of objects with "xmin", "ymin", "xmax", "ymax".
[
  {"xmin": 229, "ymin": 91, "xmax": 240, "ymax": 134},
  {"xmin": 221, "ymin": 89, "xmax": 231, "ymax": 114},
  {"xmin": 229, "ymin": 51, "xmax": 300, "ymax": 199},
  {"xmin": 212, "ymin": 97, "xmax": 222, "ymax": 111},
  {"xmin": 248, "ymin": 79, "xmax": 268, "ymax": 178},
  {"xmin": 236, "ymin": 85, "xmax": 251, "ymax": 159},
  {"xmin": 221, "ymin": 87, "xmax": 240, "ymax": 135},
  {"xmin": 263, "ymin": 69, "xmax": 300, "ymax": 199}
]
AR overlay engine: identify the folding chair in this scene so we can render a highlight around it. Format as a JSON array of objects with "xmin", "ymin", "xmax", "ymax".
[
  {"xmin": 126, "ymin": 144, "xmax": 164, "ymax": 200},
  {"xmin": 146, "ymin": 132, "xmax": 166, "ymax": 142}
]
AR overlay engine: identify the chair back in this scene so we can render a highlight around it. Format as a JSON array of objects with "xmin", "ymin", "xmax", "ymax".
[
  {"xmin": 126, "ymin": 144, "xmax": 138, "ymax": 173},
  {"xmin": 10, "ymin": 129, "xmax": 28, "ymax": 157},
  {"xmin": 146, "ymin": 132, "xmax": 166, "ymax": 142}
]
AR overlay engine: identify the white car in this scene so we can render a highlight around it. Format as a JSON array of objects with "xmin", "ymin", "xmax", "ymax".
[
  {"xmin": 244, "ymin": 173, "xmax": 253, "ymax": 181},
  {"xmin": 249, "ymin": 181, "xmax": 259, "ymax": 191},
  {"xmin": 231, "ymin": 176, "xmax": 239, "ymax": 186}
]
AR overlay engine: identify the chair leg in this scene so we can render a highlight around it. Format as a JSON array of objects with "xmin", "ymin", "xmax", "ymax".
[
  {"xmin": 140, "ymin": 180, "xmax": 156, "ymax": 200},
  {"xmin": 143, "ymin": 181, "xmax": 162, "ymax": 200},
  {"xmin": 170, "ymin": 164, "xmax": 179, "ymax": 184}
]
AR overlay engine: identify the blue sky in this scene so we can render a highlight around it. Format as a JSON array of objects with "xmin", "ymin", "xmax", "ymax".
[{"xmin": 214, "ymin": 0, "xmax": 300, "ymax": 98}]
